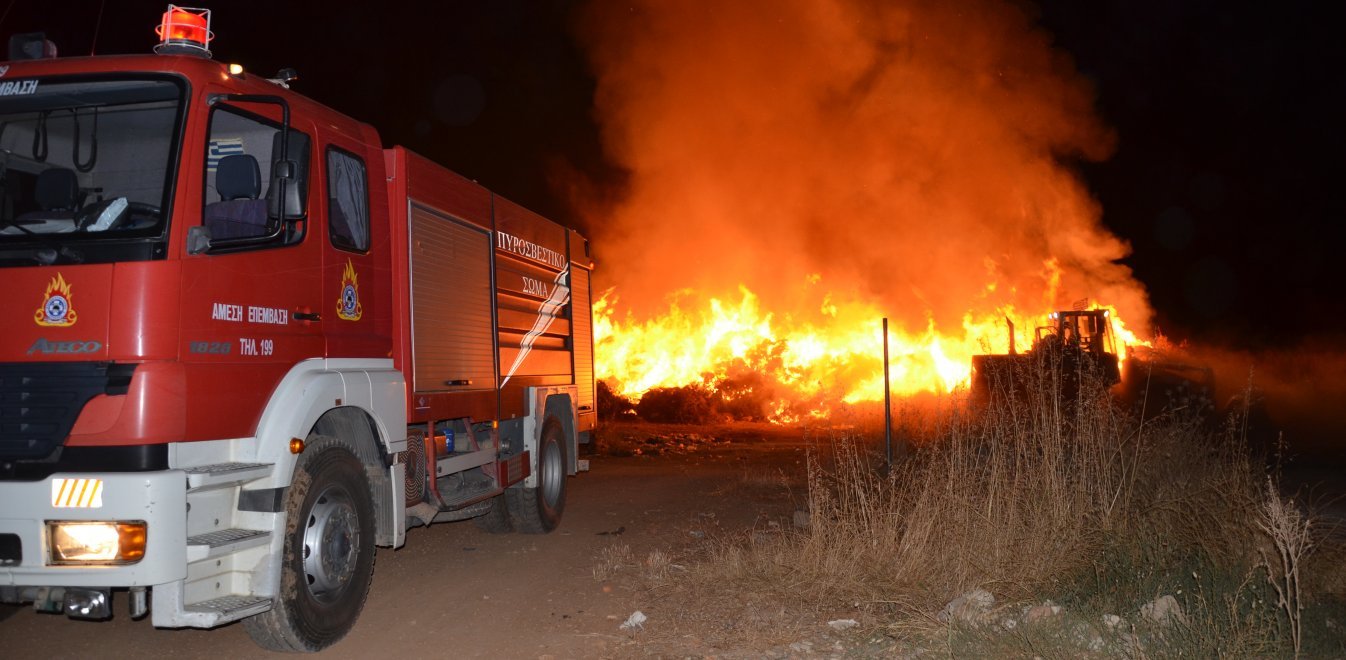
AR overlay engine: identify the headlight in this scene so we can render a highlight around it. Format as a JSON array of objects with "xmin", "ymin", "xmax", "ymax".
[{"xmin": 46, "ymin": 521, "xmax": 147, "ymax": 565}]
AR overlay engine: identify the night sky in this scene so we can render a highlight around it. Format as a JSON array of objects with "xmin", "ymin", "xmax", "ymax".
[
  {"xmin": 1035, "ymin": 0, "xmax": 1345, "ymax": 348},
  {"xmin": 4, "ymin": 0, "xmax": 1343, "ymax": 349}
]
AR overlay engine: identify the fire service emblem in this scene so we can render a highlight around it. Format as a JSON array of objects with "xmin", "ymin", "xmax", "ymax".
[
  {"xmin": 34, "ymin": 272, "xmax": 78, "ymax": 327},
  {"xmin": 337, "ymin": 259, "xmax": 363, "ymax": 321}
]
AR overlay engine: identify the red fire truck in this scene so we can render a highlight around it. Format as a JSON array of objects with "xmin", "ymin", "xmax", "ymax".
[{"xmin": 0, "ymin": 7, "xmax": 596, "ymax": 651}]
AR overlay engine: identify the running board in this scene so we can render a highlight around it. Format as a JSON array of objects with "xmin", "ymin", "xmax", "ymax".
[
  {"xmin": 183, "ymin": 594, "xmax": 271, "ymax": 623},
  {"xmin": 185, "ymin": 462, "xmax": 273, "ymax": 492},
  {"xmin": 186, "ymin": 528, "xmax": 271, "ymax": 563}
]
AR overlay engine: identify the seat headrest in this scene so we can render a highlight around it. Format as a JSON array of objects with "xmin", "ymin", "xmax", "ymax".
[
  {"xmin": 216, "ymin": 154, "xmax": 261, "ymax": 201},
  {"xmin": 35, "ymin": 168, "xmax": 79, "ymax": 211}
]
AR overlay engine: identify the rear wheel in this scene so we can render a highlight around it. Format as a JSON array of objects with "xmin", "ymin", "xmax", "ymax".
[
  {"xmin": 507, "ymin": 419, "xmax": 567, "ymax": 533},
  {"xmin": 244, "ymin": 436, "xmax": 376, "ymax": 652}
]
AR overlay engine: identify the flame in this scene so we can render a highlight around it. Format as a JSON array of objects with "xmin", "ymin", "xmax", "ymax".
[
  {"xmin": 594, "ymin": 272, "xmax": 1150, "ymax": 421},
  {"xmin": 46, "ymin": 272, "xmax": 74, "ymax": 299}
]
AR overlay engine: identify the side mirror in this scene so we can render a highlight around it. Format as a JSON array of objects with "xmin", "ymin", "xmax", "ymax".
[{"xmin": 187, "ymin": 225, "xmax": 212, "ymax": 254}]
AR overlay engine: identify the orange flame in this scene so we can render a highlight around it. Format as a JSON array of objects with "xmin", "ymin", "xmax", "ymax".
[
  {"xmin": 46, "ymin": 272, "xmax": 74, "ymax": 299},
  {"xmin": 595, "ymin": 274, "xmax": 1149, "ymax": 421}
]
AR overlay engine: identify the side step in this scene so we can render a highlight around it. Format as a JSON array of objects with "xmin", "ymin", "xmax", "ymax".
[
  {"xmin": 185, "ymin": 462, "xmax": 273, "ymax": 492},
  {"xmin": 183, "ymin": 594, "xmax": 271, "ymax": 621},
  {"xmin": 186, "ymin": 528, "xmax": 271, "ymax": 563}
]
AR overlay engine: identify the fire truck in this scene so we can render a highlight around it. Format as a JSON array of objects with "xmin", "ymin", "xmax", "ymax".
[{"xmin": 0, "ymin": 7, "xmax": 596, "ymax": 651}]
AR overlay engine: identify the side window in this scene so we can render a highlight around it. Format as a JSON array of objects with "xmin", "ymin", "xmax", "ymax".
[
  {"xmin": 202, "ymin": 104, "xmax": 311, "ymax": 248},
  {"xmin": 326, "ymin": 147, "xmax": 369, "ymax": 252}
]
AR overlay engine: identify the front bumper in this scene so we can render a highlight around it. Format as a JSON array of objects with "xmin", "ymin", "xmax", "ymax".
[{"xmin": 0, "ymin": 470, "xmax": 186, "ymax": 589}]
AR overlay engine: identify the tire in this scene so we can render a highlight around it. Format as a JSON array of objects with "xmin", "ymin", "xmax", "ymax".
[
  {"xmin": 473, "ymin": 493, "xmax": 513, "ymax": 534},
  {"xmin": 507, "ymin": 419, "xmax": 567, "ymax": 534},
  {"xmin": 244, "ymin": 436, "xmax": 376, "ymax": 652}
]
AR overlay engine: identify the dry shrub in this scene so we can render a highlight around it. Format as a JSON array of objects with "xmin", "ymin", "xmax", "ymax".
[
  {"xmin": 1257, "ymin": 476, "xmax": 1314, "ymax": 656},
  {"xmin": 738, "ymin": 466, "xmax": 794, "ymax": 491},
  {"xmin": 678, "ymin": 363, "xmax": 1319, "ymax": 653},
  {"xmin": 636, "ymin": 385, "xmax": 718, "ymax": 423},
  {"xmin": 597, "ymin": 379, "xmax": 636, "ymax": 420},
  {"xmin": 788, "ymin": 382, "xmax": 1143, "ymax": 610}
]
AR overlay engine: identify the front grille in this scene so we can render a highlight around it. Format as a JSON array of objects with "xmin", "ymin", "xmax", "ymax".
[
  {"xmin": 0, "ymin": 362, "xmax": 136, "ymax": 460},
  {"xmin": 0, "ymin": 533, "xmax": 20, "ymax": 566}
]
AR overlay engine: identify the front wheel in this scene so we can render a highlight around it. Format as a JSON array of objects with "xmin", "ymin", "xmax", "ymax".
[
  {"xmin": 244, "ymin": 436, "xmax": 376, "ymax": 652},
  {"xmin": 507, "ymin": 420, "xmax": 567, "ymax": 534}
]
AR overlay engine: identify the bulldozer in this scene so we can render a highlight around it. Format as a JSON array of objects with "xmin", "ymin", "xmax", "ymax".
[{"xmin": 970, "ymin": 309, "xmax": 1123, "ymax": 405}]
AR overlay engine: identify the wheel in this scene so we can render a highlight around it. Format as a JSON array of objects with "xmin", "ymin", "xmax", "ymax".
[
  {"xmin": 473, "ymin": 493, "xmax": 513, "ymax": 534},
  {"xmin": 244, "ymin": 436, "xmax": 376, "ymax": 652},
  {"xmin": 507, "ymin": 419, "xmax": 568, "ymax": 534}
]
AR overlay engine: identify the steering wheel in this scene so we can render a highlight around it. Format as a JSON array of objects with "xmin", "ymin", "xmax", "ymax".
[
  {"xmin": 74, "ymin": 199, "xmax": 117, "ymax": 230},
  {"xmin": 121, "ymin": 202, "xmax": 161, "ymax": 229},
  {"xmin": 75, "ymin": 200, "xmax": 161, "ymax": 231}
]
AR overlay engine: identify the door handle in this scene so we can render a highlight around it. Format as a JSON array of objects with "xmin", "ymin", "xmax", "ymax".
[{"xmin": 294, "ymin": 311, "xmax": 321, "ymax": 322}]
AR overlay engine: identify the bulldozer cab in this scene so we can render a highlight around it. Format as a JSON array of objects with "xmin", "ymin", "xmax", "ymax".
[{"xmin": 1039, "ymin": 310, "xmax": 1116, "ymax": 356}]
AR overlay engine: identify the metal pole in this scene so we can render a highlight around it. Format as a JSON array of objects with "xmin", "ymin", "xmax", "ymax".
[{"xmin": 883, "ymin": 317, "xmax": 892, "ymax": 470}]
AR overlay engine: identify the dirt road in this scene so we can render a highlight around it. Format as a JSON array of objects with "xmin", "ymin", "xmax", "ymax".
[{"xmin": 0, "ymin": 424, "xmax": 811, "ymax": 658}]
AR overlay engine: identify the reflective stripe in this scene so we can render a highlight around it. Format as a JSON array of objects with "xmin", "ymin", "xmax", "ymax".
[{"xmin": 51, "ymin": 478, "xmax": 104, "ymax": 508}]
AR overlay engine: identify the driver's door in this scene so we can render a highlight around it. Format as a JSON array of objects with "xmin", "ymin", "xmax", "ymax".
[{"xmin": 178, "ymin": 96, "xmax": 324, "ymax": 441}]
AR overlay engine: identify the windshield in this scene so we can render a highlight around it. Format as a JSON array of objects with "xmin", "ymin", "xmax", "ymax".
[{"xmin": 0, "ymin": 77, "xmax": 183, "ymax": 253}]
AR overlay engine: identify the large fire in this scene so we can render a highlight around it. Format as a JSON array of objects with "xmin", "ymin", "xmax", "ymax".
[
  {"xmin": 576, "ymin": 0, "xmax": 1154, "ymax": 420},
  {"xmin": 593, "ymin": 270, "xmax": 1147, "ymax": 421}
]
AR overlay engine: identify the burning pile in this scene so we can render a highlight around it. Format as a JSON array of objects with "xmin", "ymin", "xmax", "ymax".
[
  {"xmin": 593, "ymin": 280, "xmax": 1147, "ymax": 422},
  {"xmin": 577, "ymin": 0, "xmax": 1152, "ymax": 420}
]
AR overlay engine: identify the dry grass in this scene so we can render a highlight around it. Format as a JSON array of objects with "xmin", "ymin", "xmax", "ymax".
[
  {"xmin": 637, "ymin": 365, "xmax": 1345, "ymax": 655},
  {"xmin": 591, "ymin": 542, "xmax": 634, "ymax": 582}
]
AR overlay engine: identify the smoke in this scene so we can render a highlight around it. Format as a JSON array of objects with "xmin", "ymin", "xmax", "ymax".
[
  {"xmin": 1173, "ymin": 341, "xmax": 1346, "ymax": 459},
  {"xmin": 574, "ymin": 0, "xmax": 1151, "ymax": 334}
]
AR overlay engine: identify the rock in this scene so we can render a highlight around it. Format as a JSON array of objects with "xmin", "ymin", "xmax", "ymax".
[
  {"xmin": 1024, "ymin": 601, "xmax": 1062, "ymax": 624},
  {"xmin": 619, "ymin": 610, "xmax": 647, "ymax": 631},
  {"xmin": 1071, "ymin": 622, "xmax": 1103, "ymax": 651},
  {"xmin": 789, "ymin": 641, "xmax": 814, "ymax": 653},
  {"xmin": 792, "ymin": 509, "xmax": 812, "ymax": 529},
  {"xmin": 1140, "ymin": 595, "xmax": 1186, "ymax": 626},
  {"xmin": 828, "ymin": 618, "xmax": 859, "ymax": 631},
  {"xmin": 1101, "ymin": 614, "xmax": 1124, "ymax": 630},
  {"xmin": 939, "ymin": 588, "xmax": 995, "ymax": 625}
]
